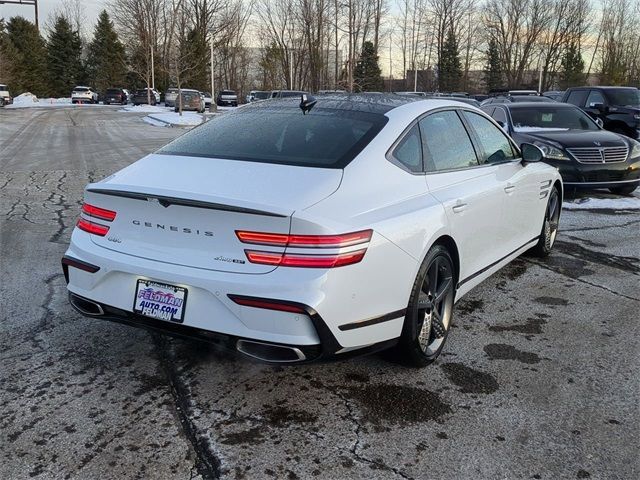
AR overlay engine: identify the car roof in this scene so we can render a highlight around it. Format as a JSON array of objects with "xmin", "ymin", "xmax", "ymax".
[
  {"xmin": 243, "ymin": 94, "xmax": 474, "ymax": 115},
  {"xmin": 497, "ymin": 102, "xmax": 576, "ymax": 109}
]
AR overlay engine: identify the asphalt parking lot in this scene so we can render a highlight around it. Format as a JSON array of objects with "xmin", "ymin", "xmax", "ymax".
[{"xmin": 1, "ymin": 106, "xmax": 639, "ymax": 480}]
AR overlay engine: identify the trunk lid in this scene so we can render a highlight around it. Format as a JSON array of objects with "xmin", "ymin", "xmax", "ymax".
[{"xmin": 85, "ymin": 153, "xmax": 343, "ymax": 274}]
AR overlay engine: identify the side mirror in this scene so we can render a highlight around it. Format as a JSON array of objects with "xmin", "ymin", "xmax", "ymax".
[
  {"xmin": 496, "ymin": 120, "xmax": 506, "ymax": 129},
  {"xmin": 595, "ymin": 118, "xmax": 604, "ymax": 128},
  {"xmin": 521, "ymin": 143, "xmax": 544, "ymax": 163}
]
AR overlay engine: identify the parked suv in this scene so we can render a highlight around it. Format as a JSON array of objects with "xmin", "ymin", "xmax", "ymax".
[
  {"xmin": 0, "ymin": 83, "xmax": 12, "ymax": 106},
  {"xmin": 132, "ymin": 88, "xmax": 158, "ymax": 106},
  {"xmin": 71, "ymin": 86, "xmax": 99, "ymax": 104},
  {"xmin": 216, "ymin": 90, "xmax": 238, "ymax": 107},
  {"xmin": 562, "ymin": 86, "xmax": 640, "ymax": 139},
  {"xmin": 103, "ymin": 88, "xmax": 128, "ymax": 105},
  {"xmin": 175, "ymin": 89, "xmax": 205, "ymax": 113},
  {"xmin": 164, "ymin": 88, "xmax": 179, "ymax": 107}
]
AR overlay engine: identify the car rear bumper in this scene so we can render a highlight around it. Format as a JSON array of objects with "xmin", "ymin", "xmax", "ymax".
[{"xmin": 63, "ymin": 228, "xmax": 415, "ymax": 362}]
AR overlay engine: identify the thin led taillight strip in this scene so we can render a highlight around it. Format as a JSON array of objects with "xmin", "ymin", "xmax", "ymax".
[
  {"xmin": 245, "ymin": 249, "xmax": 367, "ymax": 268},
  {"xmin": 76, "ymin": 218, "xmax": 110, "ymax": 236},
  {"xmin": 82, "ymin": 203, "xmax": 117, "ymax": 221},
  {"xmin": 236, "ymin": 229, "xmax": 372, "ymax": 248}
]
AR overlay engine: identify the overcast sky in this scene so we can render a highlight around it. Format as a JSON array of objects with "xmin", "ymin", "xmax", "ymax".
[{"xmin": 0, "ymin": 0, "xmax": 106, "ymax": 33}]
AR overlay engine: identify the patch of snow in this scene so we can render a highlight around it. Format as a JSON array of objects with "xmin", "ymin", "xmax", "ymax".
[
  {"xmin": 563, "ymin": 194, "xmax": 640, "ymax": 210},
  {"xmin": 6, "ymin": 93, "xmax": 72, "ymax": 108},
  {"xmin": 142, "ymin": 116, "xmax": 170, "ymax": 127},
  {"xmin": 144, "ymin": 112, "xmax": 208, "ymax": 127},
  {"xmin": 120, "ymin": 104, "xmax": 171, "ymax": 113}
]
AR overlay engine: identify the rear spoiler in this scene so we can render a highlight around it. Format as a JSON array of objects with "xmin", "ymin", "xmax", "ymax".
[{"xmin": 86, "ymin": 188, "xmax": 287, "ymax": 218}]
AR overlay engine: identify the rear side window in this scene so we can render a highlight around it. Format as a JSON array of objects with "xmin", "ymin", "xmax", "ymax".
[
  {"xmin": 419, "ymin": 111, "xmax": 478, "ymax": 172},
  {"xmin": 391, "ymin": 124, "xmax": 423, "ymax": 172},
  {"xmin": 566, "ymin": 90, "xmax": 588, "ymax": 107},
  {"xmin": 158, "ymin": 108, "xmax": 388, "ymax": 168},
  {"xmin": 462, "ymin": 111, "xmax": 516, "ymax": 164}
]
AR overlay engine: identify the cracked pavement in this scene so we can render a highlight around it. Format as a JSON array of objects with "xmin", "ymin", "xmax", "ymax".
[{"xmin": 1, "ymin": 107, "xmax": 639, "ymax": 479}]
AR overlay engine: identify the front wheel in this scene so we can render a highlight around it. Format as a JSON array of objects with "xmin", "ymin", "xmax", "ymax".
[
  {"xmin": 609, "ymin": 185, "xmax": 637, "ymax": 195},
  {"xmin": 397, "ymin": 245, "xmax": 456, "ymax": 367},
  {"xmin": 531, "ymin": 185, "xmax": 560, "ymax": 257}
]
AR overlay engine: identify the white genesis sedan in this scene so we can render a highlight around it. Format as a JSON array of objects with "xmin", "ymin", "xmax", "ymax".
[{"xmin": 62, "ymin": 95, "xmax": 562, "ymax": 366}]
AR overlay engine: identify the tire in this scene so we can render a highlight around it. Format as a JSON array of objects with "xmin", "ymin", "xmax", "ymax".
[
  {"xmin": 396, "ymin": 245, "xmax": 456, "ymax": 367},
  {"xmin": 609, "ymin": 185, "xmax": 638, "ymax": 195},
  {"xmin": 531, "ymin": 185, "xmax": 561, "ymax": 257}
]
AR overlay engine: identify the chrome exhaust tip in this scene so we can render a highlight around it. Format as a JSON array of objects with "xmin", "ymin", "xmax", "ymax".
[
  {"xmin": 69, "ymin": 293, "xmax": 104, "ymax": 316},
  {"xmin": 236, "ymin": 339, "xmax": 306, "ymax": 363}
]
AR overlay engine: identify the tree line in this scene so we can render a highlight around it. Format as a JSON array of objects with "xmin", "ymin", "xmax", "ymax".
[{"xmin": 0, "ymin": 0, "xmax": 639, "ymax": 100}]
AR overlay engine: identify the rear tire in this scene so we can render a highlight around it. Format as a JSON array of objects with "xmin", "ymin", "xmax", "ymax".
[
  {"xmin": 396, "ymin": 245, "xmax": 456, "ymax": 367},
  {"xmin": 609, "ymin": 185, "xmax": 637, "ymax": 195},
  {"xmin": 531, "ymin": 185, "xmax": 561, "ymax": 257}
]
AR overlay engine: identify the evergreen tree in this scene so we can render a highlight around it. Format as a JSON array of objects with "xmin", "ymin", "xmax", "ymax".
[
  {"xmin": 4, "ymin": 16, "xmax": 48, "ymax": 96},
  {"xmin": 483, "ymin": 38, "xmax": 503, "ymax": 92},
  {"xmin": 438, "ymin": 29, "xmax": 462, "ymax": 92},
  {"xmin": 180, "ymin": 28, "xmax": 209, "ymax": 91},
  {"xmin": 560, "ymin": 42, "xmax": 586, "ymax": 89},
  {"xmin": 86, "ymin": 11, "xmax": 126, "ymax": 91},
  {"xmin": 46, "ymin": 16, "xmax": 83, "ymax": 97},
  {"xmin": 0, "ymin": 19, "xmax": 18, "ymax": 85},
  {"xmin": 353, "ymin": 41, "xmax": 383, "ymax": 92}
]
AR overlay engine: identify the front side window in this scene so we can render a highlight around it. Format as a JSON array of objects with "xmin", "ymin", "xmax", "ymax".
[
  {"xmin": 419, "ymin": 110, "xmax": 479, "ymax": 172},
  {"xmin": 462, "ymin": 111, "xmax": 517, "ymax": 164},
  {"xmin": 492, "ymin": 107, "xmax": 508, "ymax": 125},
  {"xmin": 391, "ymin": 124, "xmax": 423, "ymax": 172},
  {"xmin": 586, "ymin": 90, "xmax": 605, "ymax": 107},
  {"xmin": 158, "ymin": 107, "xmax": 388, "ymax": 168}
]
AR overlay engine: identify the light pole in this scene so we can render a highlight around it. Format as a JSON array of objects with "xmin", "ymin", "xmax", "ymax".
[{"xmin": 210, "ymin": 37, "xmax": 217, "ymax": 113}]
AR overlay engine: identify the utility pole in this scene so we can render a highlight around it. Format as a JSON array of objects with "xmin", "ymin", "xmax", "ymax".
[
  {"xmin": 150, "ymin": 42, "xmax": 155, "ymax": 90},
  {"xmin": 210, "ymin": 37, "xmax": 216, "ymax": 113},
  {"xmin": 0, "ymin": 0, "xmax": 38, "ymax": 29}
]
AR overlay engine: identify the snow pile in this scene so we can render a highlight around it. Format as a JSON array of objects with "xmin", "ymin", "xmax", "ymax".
[
  {"xmin": 563, "ymin": 193, "xmax": 640, "ymax": 210},
  {"xmin": 7, "ymin": 94, "xmax": 72, "ymax": 108},
  {"xmin": 120, "ymin": 104, "xmax": 170, "ymax": 113},
  {"xmin": 144, "ymin": 112, "xmax": 208, "ymax": 127}
]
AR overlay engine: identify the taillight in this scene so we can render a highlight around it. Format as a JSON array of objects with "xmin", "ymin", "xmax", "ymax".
[
  {"xmin": 77, "ymin": 218, "xmax": 109, "ymax": 236},
  {"xmin": 245, "ymin": 249, "xmax": 367, "ymax": 268},
  {"xmin": 237, "ymin": 228, "xmax": 373, "ymax": 268},
  {"xmin": 236, "ymin": 229, "xmax": 372, "ymax": 248},
  {"xmin": 82, "ymin": 203, "xmax": 116, "ymax": 221}
]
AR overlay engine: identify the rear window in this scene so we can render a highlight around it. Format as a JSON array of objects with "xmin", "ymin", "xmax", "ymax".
[
  {"xmin": 106, "ymin": 89, "xmax": 121, "ymax": 94},
  {"xmin": 254, "ymin": 91, "xmax": 270, "ymax": 100},
  {"xmin": 605, "ymin": 88, "xmax": 640, "ymax": 107},
  {"xmin": 74, "ymin": 87, "xmax": 89, "ymax": 92},
  {"xmin": 158, "ymin": 107, "xmax": 388, "ymax": 168},
  {"xmin": 0, "ymin": 84, "xmax": 7, "ymax": 90}
]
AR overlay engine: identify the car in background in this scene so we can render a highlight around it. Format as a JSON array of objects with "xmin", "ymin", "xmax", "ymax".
[
  {"xmin": 217, "ymin": 90, "xmax": 238, "ymax": 107},
  {"xmin": 246, "ymin": 90, "xmax": 271, "ymax": 102},
  {"xmin": 394, "ymin": 91, "xmax": 427, "ymax": 97},
  {"xmin": 317, "ymin": 89, "xmax": 347, "ymax": 94},
  {"xmin": 131, "ymin": 88, "xmax": 158, "ymax": 106},
  {"xmin": 482, "ymin": 95, "xmax": 556, "ymax": 105},
  {"xmin": 71, "ymin": 86, "xmax": 99, "ymax": 104},
  {"xmin": 63, "ymin": 95, "xmax": 562, "ymax": 367},
  {"xmin": 426, "ymin": 95, "xmax": 481, "ymax": 108},
  {"xmin": 509, "ymin": 90, "xmax": 539, "ymax": 96},
  {"xmin": 0, "ymin": 83, "xmax": 12, "ymax": 106},
  {"xmin": 543, "ymin": 90, "xmax": 564, "ymax": 101},
  {"xmin": 201, "ymin": 92, "xmax": 212, "ymax": 107},
  {"xmin": 175, "ymin": 89, "xmax": 205, "ymax": 113},
  {"xmin": 270, "ymin": 90, "xmax": 307, "ymax": 99},
  {"xmin": 482, "ymin": 101, "xmax": 640, "ymax": 195},
  {"xmin": 122, "ymin": 89, "xmax": 131, "ymax": 102},
  {"xmin": 164, "ymin": 88, "xmax": 179, "ymax": 107},
  {"xmin": 103, "ymin": 88, "xmax": 128, "ymax": 105},
  {"xmin": 562, "ymin": 86, "xmax": 640, "ymax": 140}
]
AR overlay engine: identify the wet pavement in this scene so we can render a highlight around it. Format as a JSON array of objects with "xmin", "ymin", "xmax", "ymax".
[{"xmin": 1, "ymin": 107, "xmax": 639, "ymax": 479}]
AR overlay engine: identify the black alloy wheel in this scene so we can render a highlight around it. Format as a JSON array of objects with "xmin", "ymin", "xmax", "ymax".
[
  {"xmin": 398, "ymin": 245, "xmax": 455, "ymax": 367},
  {"xmin": 531, "ymin": 185, "xmax": 560, "ymax": 257}
]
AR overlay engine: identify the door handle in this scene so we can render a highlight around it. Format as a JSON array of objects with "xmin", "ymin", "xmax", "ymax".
[
  {"xmin": 504, "ymin": 185, "xmax": 515, "ymax": 194},
  {"xmin": 452, "ymin": 203, "xmax": 467, "ymax": 213}
]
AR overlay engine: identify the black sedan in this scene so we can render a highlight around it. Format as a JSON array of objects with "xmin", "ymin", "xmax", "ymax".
[{"xmin": 482, "ymin": 102, "xmax": 640, "ymax": 195}]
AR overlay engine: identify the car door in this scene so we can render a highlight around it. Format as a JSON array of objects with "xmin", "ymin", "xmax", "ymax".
[
  {"xmin": 460, "ymin": 110, "xmax": 543, "ymax": 252},
  {"xmin": 419, "ymin": 109, "xmax": 505, "ymax": 282}
]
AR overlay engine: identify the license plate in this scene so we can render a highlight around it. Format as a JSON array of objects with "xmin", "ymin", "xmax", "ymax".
[{"xmin": 133, "ymin": 280, "xmax": 188, "ymax": 323}]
